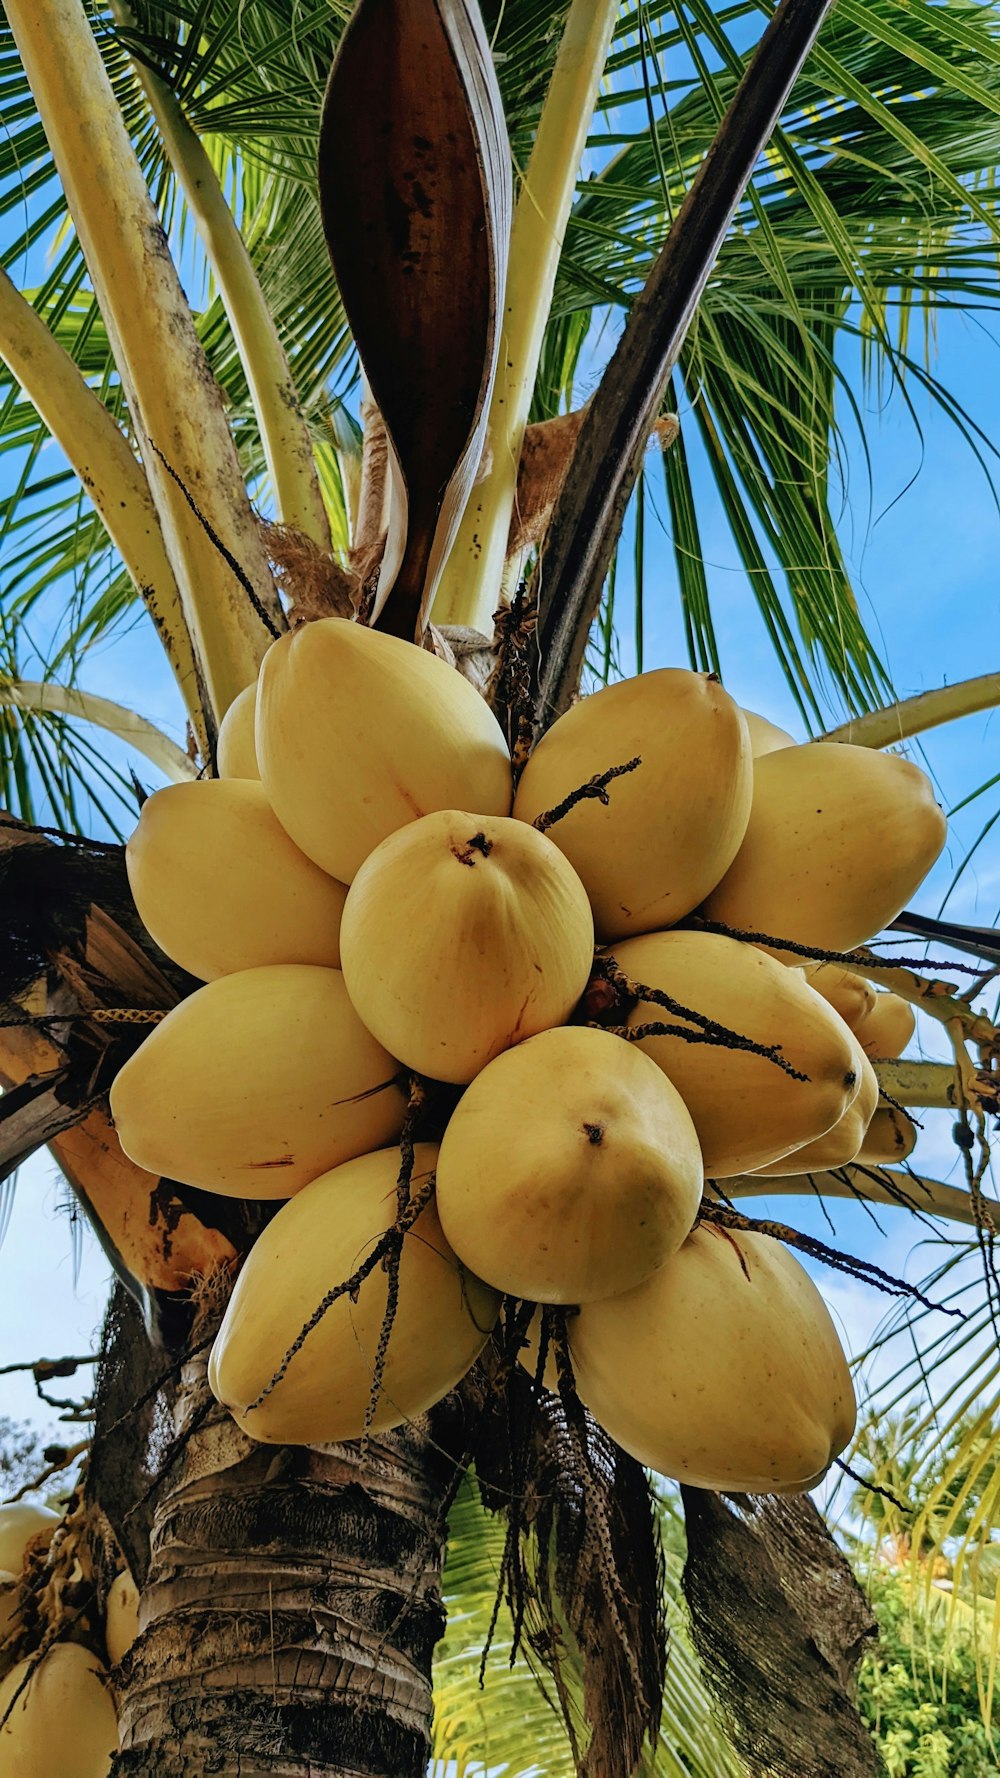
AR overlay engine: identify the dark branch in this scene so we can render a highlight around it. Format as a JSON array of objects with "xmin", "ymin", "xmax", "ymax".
[{"xmin": 890, "ymin": 909, "xmax": 1000, "ymax": 967}]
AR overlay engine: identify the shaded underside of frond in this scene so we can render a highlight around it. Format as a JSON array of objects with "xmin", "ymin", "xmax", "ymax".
[{"xmin": 682, "ymin": 1487, "xmax": 880, "ymax": 1778}]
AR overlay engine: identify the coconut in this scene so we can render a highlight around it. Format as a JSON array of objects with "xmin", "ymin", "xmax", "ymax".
[
  {"xmin": 0, "ymin": 1503, "xmax": 58, "ymax": 1576},
  {"xmin": 855, "ymin": 991, "xmax": 916, "ymax": 1059},
  {"xmin": 256, "ymin": 618, "xmax": 512, "ymax": 882},
  {"xmin": 747, "ymin": 1047, "xmax": 878, "ymax": 1175},
  {"xmin": 435, "ymin": 1026, "xmax": 703, "ymax": 1303},
  {"xmin": 742, "ymin": 709, "xmax": 794, "ymax": 756},
  {"xmin": 703, "ymin": 742, "xmax": 947, "ymax": 953},
  {"xmin": 110, "ymin": 964, "xmax": 404, "ymax": 1198},
  {"xmin": 856, "ymin": 1105, "xmax": 917, "ymax": 1164},
  {"xmin": 215, "ymin": 682, "xmax": 260, "ymax": 779},
  {"xmin": 611, "ymin": 930, "xmax": 862, "ymax": 1176},
  {"xmin": 512, "ymin": 669, "xmax": 752, "ymax": 941},
  {"xmin": 104, "ymin": 1569, "xmax": 140, "ymax": 1667},
  {"xmin": 0, "ymin": 1643, "xmax": 118, "ymax": 1776},
  {"xmin": 209, "ymin": 1144, "xmax": 499, "ymax": 1444},
  {"xmin": 800, "ymin": 961, "xmax": 877, "ymax": 1032},
  {"xmin": 570, "ymin": 1225, "xmax": 856, "ymax": 1491},
  {"xmin": 340, "ymin": 812, "xmax": 594, "ymax": 1084},
  {"xmin": 126, "ymin": 779, "xmax": 347, "ymax": 980}
]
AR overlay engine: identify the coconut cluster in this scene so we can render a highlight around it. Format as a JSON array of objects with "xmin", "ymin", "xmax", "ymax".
[
  {"xmin": 111, "ymin": 617, "xmax": 947, "ymax": 1493},
  {"xmin": 0, "ymin": 1501, "xmax": 133, "ymax": 1778}
]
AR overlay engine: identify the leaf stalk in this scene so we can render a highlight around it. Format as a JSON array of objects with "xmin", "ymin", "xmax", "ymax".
[
  {"xmin": 0, "ymin": 679, "xmax": 195, "ymax": 783},
  {"xmin": 431, "ymin": 0, "xmax": 619, "ymax": 633},
  {"xmin": 822, "ymin": 673, "xmax": 1000, "ymax": 749},
  {"xmin": 6, "ymin": 0, "xmax": 283, "ymax": 733},
  {"xmin": 0, "ymin": 266, "xmax": 204, "ymax": 747},
  {"xmin": 533, "ymin": 0, "xmax": 839, "ymax": 723},
  {"xmin": 110, "ymin": 0, "xmax": 331, "ymax": 552}
]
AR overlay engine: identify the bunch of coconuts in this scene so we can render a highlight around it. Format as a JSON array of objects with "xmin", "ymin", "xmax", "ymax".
[
  {"xmin": 109, "ymin": 617, "xmax": 946, "ymax": 1496},
  {"xmin": 0, "ymin": 1501, "xmax": 137, "ymax": 1776}
]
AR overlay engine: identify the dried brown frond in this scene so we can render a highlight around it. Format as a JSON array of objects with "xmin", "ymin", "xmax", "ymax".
[{"xmin": 261, "ymin": 519, "xmax": 357, "ymax": 624}]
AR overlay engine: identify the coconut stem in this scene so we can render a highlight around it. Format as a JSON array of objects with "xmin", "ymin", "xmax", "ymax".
[
  {"xmin": 251, "ymin": 1079, "xmax": 434, "ymax": 1417},
  {"xmin": 597, "ymin": 954, "xmax": 810, "ymax": 1081},
  {"xmin": 532, "ymin": 755, "xmax": 643, "ymax": 833},
  {"xmin": 698, "ymin": 1201, "xmax": 961, "ymax": 1315},
  {"xmin": 692, "ymin": 917, "xmax": 985, "ymax": 976}
]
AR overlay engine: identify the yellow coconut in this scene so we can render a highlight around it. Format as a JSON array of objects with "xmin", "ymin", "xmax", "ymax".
[
  {"xmin": 856, "ymin": 1105, "xmax": 917, "ymax": 1164},
  {"xmin": 611, "ymin": 930, "xmax": 862, "ymax": 1176},
  {"xmin": 126, "ymin": 779, "xmax": 347, "ymax": 980},
  {"xmin": 435, "ymin": 1027, "xmax": 703, "ymax": 1303},
  {"xmin": 512, "ymin": 669, "xmax": 752, "ymax": 941},
  {"xmin": 742, "ymin": 709, "xmax": 795, "ymax": 756},
  {"xmin": 856, "ymin": 991, "xmax": 916, "ymax": 1059},
  {"xmin": 104, "ymin": 1569, "xmax": 140, "ymax": 1667},
  {"xmin": 256, "ymin": 618, "xmax": 512, "ymax": 882},
  {"xmin": 748, "ymin": 1048, "xmax": 878, "ymax": 1175},
  {"xmin": 0, "ymin": 1503, "xmax": 58, "ymax": 1576},
  {"xmin": 110, "ymin": 965, "xmax": 404, "ymax": 1198},
  {"xmin": 215, "ymin": 682, "xmax": 260, "ymax": 779},
  {"xmin": 800, "ymin": 961, "xmax": 876, "ymax": 1032},
  {"xmin": 0, "ymin": 1643, "xmax": 118, "ymax": 1777},
  {"xmin": 340, "ymin": 812, "xmax": 594, "ymax": 1085},
  {"xmin": 570, "ymin": 1225, "xmax": 856, "ymax": 1491},
  {"xmin": 209, "ymin": 1144, "xmax": 500, "ymax": 1444},
  {"xmin": 703, "ymin": 742, "xmax": 947, "ymax": 953}
]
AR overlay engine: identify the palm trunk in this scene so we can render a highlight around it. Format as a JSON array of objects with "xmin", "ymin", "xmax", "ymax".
[{"xmin": 112, "ymin": 1343, "xmax": 460, "ymax": 1775}]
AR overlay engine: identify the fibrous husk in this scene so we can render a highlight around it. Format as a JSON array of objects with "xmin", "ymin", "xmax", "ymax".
[
  {"xmin": 857, "ymin": 1104, "xmax": 917, "ymax": 1164},
  {"xmin": 611, "ymin": 929, "xmax": 862, "ymax": 1176},
  {"xmin": 801, "ymin": 961, "xmax": 877, "ymax": 1032},
  {"xmin": 681, "ymin": 1488, "xmax": 880, "ymax": 1778},
  {"xmin": 214, "ymin": 683, "xmax": 259, "ymax": 779},
  {"xmin": 0, "ymin": 1642, "xmax": 118, "ymax": 1777},
  {"xmin": 0, "ymin": 1506, "xmax": 58, "ymax": 1579},
  {"xmin": 104, "ymin": 1567, "xmax": 140, "ymax": 1668},
  {"xmin": 741, "ymin": 708, "xmax": 795, "ymax": 756},
  {"xmin": 855, "ymin": 991, "xmax": 916, "ymax": 1060},
  {"xmin": 749, "ymin": 1047, "xmax": 879, "ymax": 1176}
]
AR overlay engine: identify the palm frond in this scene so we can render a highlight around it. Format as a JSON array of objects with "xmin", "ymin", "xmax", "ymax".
[{"xmin": 0, "ymin": 0, "xmax": 998, "ymax": 724}]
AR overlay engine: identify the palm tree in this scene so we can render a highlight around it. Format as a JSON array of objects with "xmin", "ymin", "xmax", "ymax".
[{"xmin": 1, "ymin": 1, "xmax": 1000, "ymax": 1773}]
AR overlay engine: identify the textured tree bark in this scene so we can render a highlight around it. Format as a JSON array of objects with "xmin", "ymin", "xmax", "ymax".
[{"xmin": 112, "ymin": 1342, "xmax": 461, "ymax": 1776}]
